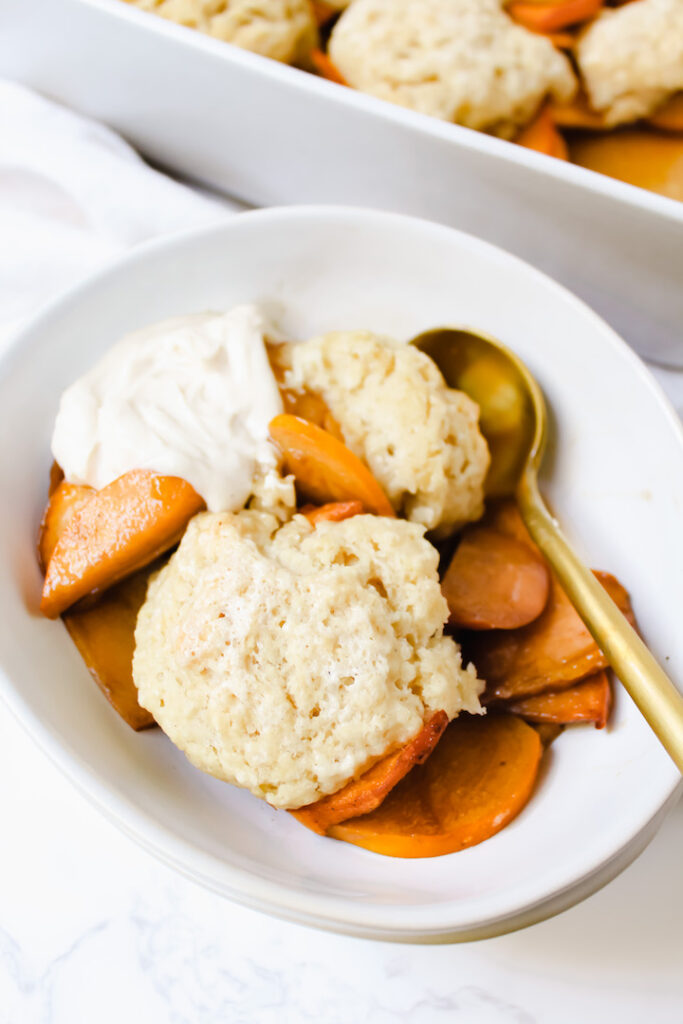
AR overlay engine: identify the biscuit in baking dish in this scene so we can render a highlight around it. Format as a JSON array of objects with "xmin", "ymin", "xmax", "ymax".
[
  {"xmin": 576, "ymin": 0, "xmax": 683, "ymax": 127},
  {"xmin": 328, "ymin": 0, "xmax": 576, "ymax": 137},
  {"xmin": 123, "ymin": 0, "xmax": 318, "ymax": 64}
]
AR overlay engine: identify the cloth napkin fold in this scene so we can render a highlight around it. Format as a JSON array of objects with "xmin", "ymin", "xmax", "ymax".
[{"xmin": 0, "ymin": 80, "xmax": 241, "ymax": 347}]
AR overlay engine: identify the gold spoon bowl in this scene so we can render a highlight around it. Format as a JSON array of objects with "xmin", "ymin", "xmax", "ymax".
[{"xmin": 412, "ymin": 327, "xmax": 683, "ymax": 772}]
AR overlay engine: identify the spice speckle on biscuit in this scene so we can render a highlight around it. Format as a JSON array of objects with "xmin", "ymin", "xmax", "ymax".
[
  {"xmin": 278, "ymin": 330, "xmax": 490, "ymax": 537},
  {"xmin": 133, "ymin": 510, "xmax": 482, "ymax": 809},
  {"xmin": 576, "ymin": 0, "xmax": 683, "ymax": 127},
  {"xmin": 123, "ymin": 0, "xmax": 317, "ymax": 64},
  {"xmin": 328, "ymin": 0, "xmax": 576, "ymax": 137}
]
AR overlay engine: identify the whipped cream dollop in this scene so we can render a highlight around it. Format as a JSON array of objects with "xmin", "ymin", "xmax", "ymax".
[{"xmin": 51, "ymin": 305, "xmax": 284, "ymax": 512}]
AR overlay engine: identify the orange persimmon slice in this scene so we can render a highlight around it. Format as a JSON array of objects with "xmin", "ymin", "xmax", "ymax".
[
  {"xmin": 269, "ymin": 414, "xmax": 395, "ymax": 517},
  {"xmin": 504, "ymin": 670, "xmax": 612, "ymax": 728},
  {"xmin": 533, "ymin": 722, "xmax": 565, "ymax": 747},
  {"xmin": 311, "ymin": 0, "xmax": 338, "ymax": 26},
  {"xmin": 281, "ymin": 390, "xmax": 344, "ymax": 439},
  {"xmin": 442, "ymin": 525, "xmax": 550, "ymax": 630},
  {"xmin": 292, "ymin": 711, "xmax": 449, "ymax": 835},
  {"xmin": 329, "ymin": 714, "xmax": 542, "ymax": 858},
  {"xmin": 41, "ymin": 469, "xmax": 204, "ymax": 618},
  {"xmin": 63, "ymin": 565, "xmax": 157, "ymax": 731},
  {"xmin": 38, "ymin": 479, "xmax": 95, "ymax": 573},
  {"xmin": 551, "ymin": 92, "xmax": 606, "ymax": 130},
  {"xmin": 48, "ymin": 461, "xmax": 65, "ymax": 496},
  {"xmin": 470, "ymin": 570, "xmax": 635, "ymax": 702},
  {"xmin": 516, "ymin": 105, "xmax": 568, "ymax": 160},
  {"xmin": 301, "ymin": 500, "xmax": 364, "ymax": 525},
  {"xmin": 479, "ymin": 497, "xmax": 534, "ymax": 544},
  {"xmin": 468, "ymin": 500, "xmax": 635, "ymax": 699},
  {"xmin": 311, "ymin": 49, "xmax": 348, "ymax": 86},
  {"xmin": 507, "ymin": 0, "xmax": 603, "ymax": 33},
  {"xmin": 649, "ymin": 93, "xmax": 683, "ymax": 132},
  {"xmin": 544, "ymin": 31, "xmax": 575, "ymax": 48},
  {"xmin": 568, "ymin": 129, "xmax": 683, "ymax": 201}
]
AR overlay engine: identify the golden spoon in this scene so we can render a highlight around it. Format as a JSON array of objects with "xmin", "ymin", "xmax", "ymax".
[{"xmin": 411, "ymin": 326, "xmax": 683, "ymax": 772}]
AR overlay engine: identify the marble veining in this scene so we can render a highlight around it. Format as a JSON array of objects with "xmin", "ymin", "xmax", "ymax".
[{"xmin": 0, "ymin": 697, "xmax": 681, "ymax": 1024}]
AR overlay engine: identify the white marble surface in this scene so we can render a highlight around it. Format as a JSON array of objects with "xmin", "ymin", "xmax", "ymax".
[{"xmin": 1, "ymin": 702, "xmax": 682, "ymax": 1024}]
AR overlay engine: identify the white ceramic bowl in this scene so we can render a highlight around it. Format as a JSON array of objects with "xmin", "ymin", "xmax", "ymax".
[
  {"xmin": 2, "ymin": 0, "xmax": 683, "ymax": 365},
  {"xmin": 0, "ymin": 207, "xmax": 681, "ymax": 942}
]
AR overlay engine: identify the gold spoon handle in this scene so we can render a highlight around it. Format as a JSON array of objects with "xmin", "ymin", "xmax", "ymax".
[{"xmin": 518, "ymin": 473, "xmax": 683, "ymax": 773}]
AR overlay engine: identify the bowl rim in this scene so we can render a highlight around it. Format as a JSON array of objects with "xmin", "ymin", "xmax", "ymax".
[
  {"xmin": 1, "ymin": 205, "xmax": 681, "ymax": 942},
  {"xmin": 79, "ymin": 0, "xmax": 683, "ymax": 226}
]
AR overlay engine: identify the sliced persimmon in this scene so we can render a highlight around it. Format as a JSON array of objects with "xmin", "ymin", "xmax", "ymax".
[
  {"xmin": 329, "ymin": 714, "xmax": 542, "ymax": 858},
  {"xmin": 63, "ymin": 565, "xmax": 157, "ymax": 731},
  {"xmin": 311, "ymin": 49, "xmax": 348, "ymax": 86},
  {"xmin": 280, "ymin": 391, "xmax": 344, "ymax": 439},
  {"xmin": 292, "ymin": 711, "xmax": 448, "ymax": 835},
  {"xmin": 266, "ymin": 342, "xmax": 344, "ymax": 439},
  {"xmin": 442, "ymin": 525, "xmax": 550, "ymax": 629},
  {"xmin": 551, "ymin": 92, "xmax": 606, "ymax": 130},
  {"xmin": 533, "ymin": 722, "xmax": 565, "ymax": 747},
  {"xmin": 516, "ymin": 105, "xmax": 568, "ymax": 160},
  {"xmin": 38, "ymin": 479, "xmax": 95, "ymax": 573},
  {"xmin": 301, "ymin": 501, "xmax": 364, "ymax": 525},
  {"xmin": 311, "ymin": 0, "xmax": 338, "ymax": 26},
  {"xmin": 269, "ymin": 415, "xmax": 395, "ymax": 517},
  {"xmin": 504, "ymin": 670, "xmax": 612, "ymax": 728},
  {"xmin": 568, "ymin": 129, "xmax": 683, "ymax": 202},
  {"xmin": 41, "ymin": 469, "xmax": 204, "ymax": 618},
  {"xmin": 507, "ymin": 0, "xmax": 603, "ymax": 33},
  {"xmin": 470, "ymin": 571, "xmax": 635, "ymax": 702},
  {"xmin": 48, "ymin": 461, "xmax": 65, "ymax": 496},
  {"xmin": 649, "ymin": 93, "xmax": 683, "ymax": 132},
  {"xmin": 480, "ymin": 497, "xmax": 534, "ymax": 544},
  {"xmin": 468, "ymin": 500, "xmax": 636, "ymax": 699}
]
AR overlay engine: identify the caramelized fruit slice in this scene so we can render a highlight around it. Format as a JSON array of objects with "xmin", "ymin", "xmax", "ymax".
[
  {"xmin": 504, "ymin": 670, "xmax": 612, "ymax": 728},
  {"xmin": 649, "ymin": 93, "xmax": 683, "ymax": 132},
  {"xmin": 38, "ymin": 479, "xmax": 94, "ymax": 572},
  {"xmin": 329, "ymin": 714, "xmax": 542, "ymax": 858},
  {"xmin": 269, "ymin": 415, "xmax": 395, "ymax": 517},
  {"xmin": 470, "ymin": 570, "xmax": 635, "ymax": 702},
  {"xmin": 544, "ymin": 31, "xmax": 575, "ymax": 48},
  {"xmin": 516, "ymin": 105, "xmax": 568, "ymax": 160},
  {"xmin": 533, "ymin": 722, "xmax": 565, "ymax": 747},
  {"xmin": 63, "ymin": 565, "xmax": 157, "ymax": 731},
  {"xmin": 311, "ymin": 0, "xmax": 338, "ymax": 26},
  {"xmin": 568, "ymin": 129, "xmax": 683, "ymax": 202},
  {"xmin": 311, "ymin": 50, "xmax": 348, "ymax": 86},
  {"xmin": 507, "ymin": 0, "xmax": 603, "ymax": 32},
  {"xmin": 551, "ymin": 92, "xmax": 606, "ymax": 130},
  {"xmin": 469, "ymin": 499, "xmax": 634, "ymax": 698},
  {"xmin": 48, "ymin": 461, "xmax": 65, "ymax": 496},
  {"xmin": 301, "ymin": 501, "xmax": 364, "ymax": 525},
  {"xmin": 266, "ymin": 342, "xmax": 344, "ymax": 439},
  {"xmin": 280, "ymin": 387, "xmax": 344, "ymax": 440},
  {"xmin": 479, "ymin": 497, "xmax": 535, "ymax": 544},
  {"xmin": 292, "ymin": 711, "xmax": 449, "ymax": 835},
  {"xmin": 41, "ymin": 469, "xmax": 204, "ymax": 618},
  {"xmin": 442, "ymin": 525, "xmax": 550, "ymax": 630}
]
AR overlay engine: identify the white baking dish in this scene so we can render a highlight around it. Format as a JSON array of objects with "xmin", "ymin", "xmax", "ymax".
[{"xmin": 2, "ymin": 0, "xmax": 682, "ymax": 364}]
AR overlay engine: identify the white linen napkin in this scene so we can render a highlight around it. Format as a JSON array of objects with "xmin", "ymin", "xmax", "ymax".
[{"xmin": 0, "ymin": 79, "xmax": 242, "ymax": 346}]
